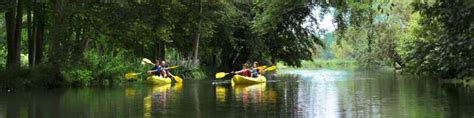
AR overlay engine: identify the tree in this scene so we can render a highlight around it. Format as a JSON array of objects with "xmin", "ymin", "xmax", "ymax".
[
  {"xmin": 253, "ymin": 0, "xmax": 325, "ymax": 67},
  {"xmin": 26, "ymin": 0, "xmax": 46, "ymax": 67},
  {"xmin": 49, "ymin": 0, "xmax": 66, "ymax": 68},
  {"xmin": 400, "ymin": 0, "xmax": 474, "ymax": 78},
  {"xmin": 5, "ymin": 0, "xmax": 23, "ymax": 70},
  {"xmin": 332, "ymin": 1, "xmax": 408, "ymax": 67},
  {"xmin": 34, "ymin": 3, "xmax": 46, "ymax": 65},
  {"xmin": 191, "ymin": 0, "xmax": 202, "ymax": 65}
]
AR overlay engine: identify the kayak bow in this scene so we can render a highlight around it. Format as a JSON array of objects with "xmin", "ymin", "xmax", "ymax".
[
  {"xmin": 146, "ymin": 75, "xmax": 172, "ymax": 85},
  {"xmin": 232, "ymin": 74, "xmax": 266, "ymax": 85}
]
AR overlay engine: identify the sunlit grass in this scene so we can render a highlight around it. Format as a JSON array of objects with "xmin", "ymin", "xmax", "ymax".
[{"xmin": 278, "ymin": 59, "xmax": 357, "ymax": 70}]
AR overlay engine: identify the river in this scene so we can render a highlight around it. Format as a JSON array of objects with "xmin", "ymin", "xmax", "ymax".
[{"xmin": 0, "ymin": 69, "xmax": 473, "ymax": 117}]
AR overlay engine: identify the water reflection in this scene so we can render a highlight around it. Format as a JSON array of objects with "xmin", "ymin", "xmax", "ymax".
[
  {"xmin": 233, "ymin": 83, "xmax": 266, "ymax": 105},
  {"xmin": 215, "ymin": 86, "xmax": 226, "ymax": 103},
  {"xmin": 291, "ymin": 69, "xmax": 348, "ymax": 117},
  {"xmin": 125, "ymin": 87, "xmax": 136, "ymax": 99},
  {"xmin": 283, "ymin": 69, "xmax": 474, "ymax": 117},
  {"xmin": 0, "ymin": 69, "xmax": 473, "ymax": 117},
  {"xmin": 144, "ymin": 83, "xmax": 182, "ymax": 118},
  {"xmin": 214, "ymin": 82, "xmax": 278, "ymax": 116}
]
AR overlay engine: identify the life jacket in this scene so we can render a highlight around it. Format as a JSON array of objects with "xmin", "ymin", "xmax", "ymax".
[
  {"xmin": 241, "ymin": 69, "xmax": 250, "ymax": 77},
  {"xmin": 252, "ymin": 69, "xmax": 259, "ymax": 77},
  {"xmin": 151, "ymin": 65, "xmax": 161, "ymax": 75}
]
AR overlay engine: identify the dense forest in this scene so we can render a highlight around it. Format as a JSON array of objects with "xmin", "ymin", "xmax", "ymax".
[{"xmin": 0, "ymin": 0, "xmax": 472, "ymax": 88}]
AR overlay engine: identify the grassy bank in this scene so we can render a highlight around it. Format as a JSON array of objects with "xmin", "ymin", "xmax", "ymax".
[
  {"xmin": 278, "ymin": 59, "xmax": 357, "ymax": 70},
  {"xmin": 278, "ymin": 59, "xmax": 474, "ymax": 87}
]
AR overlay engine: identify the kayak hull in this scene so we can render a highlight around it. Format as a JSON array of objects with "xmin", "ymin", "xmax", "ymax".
[
  {"xmin": 146, "ymin": 76, "xmax": 172, "ymax": 85},
  {"xmin": 232, "ymin": 75, "xmax": 266, "ymax": 85}
]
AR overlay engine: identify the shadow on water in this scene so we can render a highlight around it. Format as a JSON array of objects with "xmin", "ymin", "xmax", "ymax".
[{"xmin": 0, "ymin": 68, "xmax": 473, "ymax": 117}]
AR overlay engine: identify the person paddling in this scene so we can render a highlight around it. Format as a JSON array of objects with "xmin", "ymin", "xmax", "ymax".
[
  {"xmin": 232, "ymin": 64, "xmax": 250, "ymax": 77},
  {"xmin": 250, "ymin": 61, "xmax": 260, "ymax": 77},
  {"xmin": 160, "ymin": 60, "xmax": 173, "ymax": 77},
  {"xmin": 147, "ymin": 59, "xmax": 162, "ymax": 76}
]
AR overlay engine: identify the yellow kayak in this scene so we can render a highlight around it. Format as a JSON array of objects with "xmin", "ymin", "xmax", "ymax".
[
  {"xmin": 146, "ymin": 75, "xmax": 172, "ymax": 85},
  {"xmin": 232, "ymin": 74, "xmax": 266, "ymax": 85}
]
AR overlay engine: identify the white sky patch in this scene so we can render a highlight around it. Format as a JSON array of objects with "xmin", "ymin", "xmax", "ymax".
[{"xmin": 304, "ymin": 7, "xmax": 336, "ymax": 38}]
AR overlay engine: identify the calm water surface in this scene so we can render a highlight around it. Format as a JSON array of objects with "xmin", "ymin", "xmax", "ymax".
[{"xmin": 1, "ymin": 69, "xmax": 473, "ymax": 117}]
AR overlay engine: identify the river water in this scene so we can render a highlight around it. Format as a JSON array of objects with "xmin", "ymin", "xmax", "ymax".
[{"xmin": 0, "ymin": 69, "xmax": 473, "ymax": 117}]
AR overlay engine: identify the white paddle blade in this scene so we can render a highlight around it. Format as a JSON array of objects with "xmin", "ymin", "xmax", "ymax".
[{"xmin": 142, "ymin": 58, "xmax": 153, "ymax": 65}]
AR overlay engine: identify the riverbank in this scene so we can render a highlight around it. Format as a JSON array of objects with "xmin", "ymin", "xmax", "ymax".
[
  {"xmin": 277, "ymin": 59, "xmax": 357, "ymax": 70},
  {"xmin": 278, "ymin": 59, "xmax": 474, "ymax": 86},
  {"xmin": 0, "ymin": 54, "xmax": 207, "ymax": 90}
]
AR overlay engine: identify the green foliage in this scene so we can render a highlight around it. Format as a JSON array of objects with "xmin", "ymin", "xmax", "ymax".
[
  {"xmin": 0, "ymin": 14, "xmax": 5, "ymax": 68},
  {"xmin": 334, "ymin": 1, "xmax": 411, "ymax": 68},
  {"xmin": 59, "ymin": 50, "xmax": 137, "ymax": 86},
  {"xmin": 62, "ymin": 69, "xmax": 93, "ymax": 86},
  {"xmin": 331, "ymin": 34, "xmax": 354, "ymax": 59},
  {"xmin": 399, "ymin": 0, "xmax": 474, "ymax": 78},
  {"xmin": 2, "ymin": 0, "xmax": 472, "ymax": 89},
  {"xmin": 0, "ymin": 65, "xmax": 65, "ymax": 89},
  {"xmin": 0, "ymin": 0, "xmax": 15, "ymax": 12},
  {"xmin": 165, "ymin": 48, "xmax": 206, "ymax": 79},
  {"xmin": 253, "ymin": 0, "xmax": 324, "ymax": 67},
  {"xmin": 0, "ymin": 46, "xmax": 5, "ymax": 68}
]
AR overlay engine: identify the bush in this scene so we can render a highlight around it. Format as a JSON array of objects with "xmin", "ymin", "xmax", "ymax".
[
  {"xmin": 0, "ymin": 65, "xmax": 65, "ymax": 90},
  {"xmin": 61, "ymin": 50, "xmax": 138, "ymax": 86},
  {"xmin": 62, "ymin": 69, "xmax": 93, "ymax": 87},
  {"xmin": 398, "ymin": 1, "xmax": 474, "ymax": 78},
  {"xmin": 0, "ymin": 48, "xmax": 210, "ymax": 89},
  {"xmin": 165, "ymin": 49, "xmax": 207, "ymax": 79},
  {"xmin": 0, "ymin": 50, "xmax": 139, "ymax": 89}
]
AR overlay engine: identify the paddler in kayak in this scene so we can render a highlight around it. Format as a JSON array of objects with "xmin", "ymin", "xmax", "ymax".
[
  {"xmin": 147, "ymin": 59, "xmax": 162, "ymax": 76},
  {"xmin": 250, "ymin": 61, "xmax": 260, "ymax": 77},
  {"xmin": 160, "ymin": 60, "xmax": 173, "ymax": 77},
  {"xmin": 231, "ymin": 64, "xmax": 250, "ymax": 77}
]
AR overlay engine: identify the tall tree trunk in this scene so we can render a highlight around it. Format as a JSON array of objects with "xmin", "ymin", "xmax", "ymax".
[
  {"xmin": 191, "ymin": 0, "xmax": 202, "ymax": 65},
  {"xmin": 35, "ymin": 3, "xmax": 46, "ymax": 65},
  {"xmin": 192, "ymin": 33, "xmax": 200, "ymax": 64},
  {"xmin": 156, "ymin": 42, "xmax": 161, "ymax": 60},
  {"xmin": 366, "ymin": 5, "xmax": 374, "ymax": 65},
  {"xmin": 367, "ymin": 9, "xmax": 373, "ymax": 53},
  {"xmin": 6, "ymin": 0, "xmax": 24, "ymax": 70},
  {"xmin": 5, "ymin": 5, "xmax": 16, "ymax": 70},
  {"xmin": 14, "ymin": 0, "xmax": 24, "ymax": 67},
  {"xmin": 28, "ymin": 0, "xmax": 37, "ymax": 68},
  {"xmin": 155, "ymin": 41, "xmax": 165, "ymax": 60},
  {"xmin": 50, "ymin": 0, "xmax": 65, "ymax": 67}
]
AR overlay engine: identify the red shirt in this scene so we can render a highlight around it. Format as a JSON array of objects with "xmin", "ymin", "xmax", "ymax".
[{"xmin": 241, "ymin": 69, "xmax": 249, "ymax": 77}]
